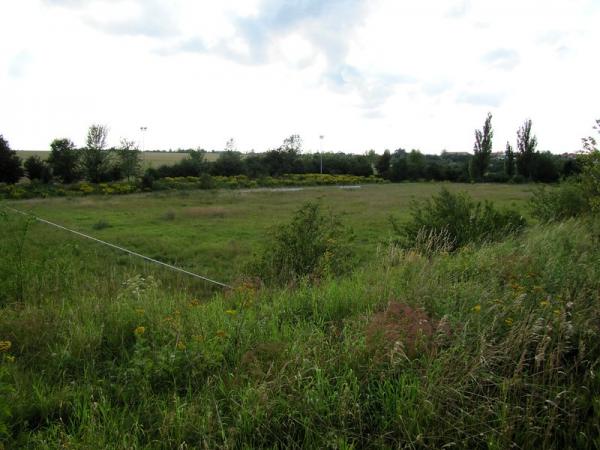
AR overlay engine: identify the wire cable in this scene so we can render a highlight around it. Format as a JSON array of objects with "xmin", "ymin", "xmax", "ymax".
[{"xmin": 3, "ymin": 205, "xmax": 232, "ymax": 289}]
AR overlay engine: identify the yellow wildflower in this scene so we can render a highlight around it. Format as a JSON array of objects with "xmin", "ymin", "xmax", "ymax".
[
  {"xmin": 134, "ymin": 326, "xmax": 146, "ymax": 336},
  {"xmin": 225, "ymin": 309, "xmax": 237, "ymax": 316},
  {"xmin": 553, "ymin": 309, "xmax": 561, "ymax": 316},
  {"xmin": 5, "ymin": 355, "xmax": 15, "ymax": 363},
  {"xmin": 504, "ymin": 318, "xmax": 513, "ymax": 326},
  {"xmin": 0, "ymin": 341, "xmax": 12, "ymax": 352},
  {"xmin": 472, "ymin": 304, "xmax": 481, "ymax": 313}
]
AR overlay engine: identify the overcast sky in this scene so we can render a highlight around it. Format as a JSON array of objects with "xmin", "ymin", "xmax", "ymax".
[{"xmin": 1, "ymin": 0, "xmax": 599, "ymax": 153}]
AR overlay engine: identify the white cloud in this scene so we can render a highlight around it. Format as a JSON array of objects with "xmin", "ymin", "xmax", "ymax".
[{"xmin": 0, "ymin": 0, "xmax": 599, "ymax": 153}]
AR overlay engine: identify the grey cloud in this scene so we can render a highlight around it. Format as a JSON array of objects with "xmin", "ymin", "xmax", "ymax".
[
  {"xmin": 457, "ymin": 90, "xmax": 505, "ymax": 107},
  {"xmin": 482, "ymin": 48, "xmax": 520, "ymax": 70},
  {"xmin": 169, "ymin": 0, "xmax": 411, "ymax": 113}
]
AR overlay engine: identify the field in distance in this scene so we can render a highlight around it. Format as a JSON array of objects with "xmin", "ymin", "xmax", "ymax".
[{"xmin": 7, "ymin": 182, "xmax": 532, "ymax": 287}]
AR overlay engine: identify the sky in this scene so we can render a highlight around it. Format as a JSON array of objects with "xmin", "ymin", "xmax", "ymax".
[{"xmin": 1, "ymin": 0, "xmax": 599, "ymax": 154}]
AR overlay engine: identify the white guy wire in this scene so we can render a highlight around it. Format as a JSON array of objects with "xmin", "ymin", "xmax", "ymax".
[{"xmin": 4, "ymin": 206, "xmax": 232, "ymax": 289}]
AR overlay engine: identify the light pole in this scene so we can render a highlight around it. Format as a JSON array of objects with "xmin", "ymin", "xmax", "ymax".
[
  {"xmin": 140, "ymin": 126, "xmax": 147, "ymax": 152},
  {"xmin": 319, "ymin": 135, "xmax": 324, "ymax": 174}
]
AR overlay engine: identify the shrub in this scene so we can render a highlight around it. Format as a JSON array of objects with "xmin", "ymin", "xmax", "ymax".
[
  {"xmin": 529, "ymin": 182, "xmax": 588, "ymax": 222},
  {"xmin": 0, "ymin": 135, "xmax": 24, "ymax": 184},
  {"xmin": 393, "ymin": 187, "xmax": 526, "ymax": 253},
  {"xmin": 251, "ymin": 202, "xmax": 355, "ymax": 285},
  {"xmin": 92, "ymin": 219, "xmax": 111, "ymax": 230}
]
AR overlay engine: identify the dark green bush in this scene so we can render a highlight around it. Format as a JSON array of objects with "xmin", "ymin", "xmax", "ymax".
[
  {"xmin": 529, "ymin": 182, "xmax": 589, "ymax": 222},
  {"xmin": 251, "ymin": 202, "xmax": 354, "ymax": 285},
  {"xmin": 393, "ymin": 187, "xmax": 526, "ymax": 253}
]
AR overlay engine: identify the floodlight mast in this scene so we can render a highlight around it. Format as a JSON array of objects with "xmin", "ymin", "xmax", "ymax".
[
  {"xmin": 140, "ymin": 126, "xmax": 148, "ymax": 151},
  {"xmin": 319, "ymin": 135, "xmax": 324, "ymax": 174}
]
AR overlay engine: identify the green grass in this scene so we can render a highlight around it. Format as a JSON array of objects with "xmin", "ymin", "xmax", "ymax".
[
  {"xmin": 5, "ymin": 183, "xmax": 531, "ymax": 289},
  {"xmin": 2, "ymin": 183, "xmax": 597, "ymax": 448}
]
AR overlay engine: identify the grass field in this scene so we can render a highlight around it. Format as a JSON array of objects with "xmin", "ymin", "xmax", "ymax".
[
  {"xmin": 15, "ymin": 150, "xmax": 222, "ymax": 168},
  {"xmin": 2, "ymin": 182, "xmax": 599, "ymax": 449},
  {"xmin": 5, "ymin": 183, "xmax": 532, "ymax": 290}
]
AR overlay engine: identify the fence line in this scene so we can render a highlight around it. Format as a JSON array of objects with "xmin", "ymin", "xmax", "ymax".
[{"xmin": 3, "ymin": 206, "xmax": 232, "ymax": 289}]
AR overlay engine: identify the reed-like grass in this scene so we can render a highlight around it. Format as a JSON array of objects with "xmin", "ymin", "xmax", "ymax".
[{"xmin": 1, "ymin": 207, "xmax": 599, "ymax": 448}]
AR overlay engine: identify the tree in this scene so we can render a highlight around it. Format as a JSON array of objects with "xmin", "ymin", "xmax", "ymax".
[
  {"xmin": 81, "ymin": 124, "xmax": 112, "ymax": 182},
  {"xmin": 407, "ymin": 149, "xmax": 425, "ymax": 180},
  {"xmin": 281, "ymin": 134, "xmax": 303, "ymax": 153},
  {"xmin": 24, "ymin": 155, "xmax": 52, "ymax": 183},
  {"xmin": 116, "ymin": 138, "xmax": 142, "ymax": 181},
  {"xmin": 516, "ymin": 119, "xmax": 537, "ymax": 179},
  {"xmin": 376, "ymin": 150, "xmax": 391, "ymax": 179},
  {"xmin": 263, "ymin": 135, "xmax": 303, "ymax": 176},
  {"xmin": 225, "ymin": 138, "xmax": 237, "ymax": 152},
  {"xmin": 531, "ymin": 152, "xmax": 560, "ymax": 183},
  {"xmin": 48, "ymin": 138, "xmax": 81, "ymax": 183},
  {"xmin": 0, "ymin": 134, "xmax": 24, "ymax": 184},
  {"xmin": 470, "ymin": 113, "xmax": 493, "ymax": 181},
  {"xmin": 504, "ymin": 141, "xmax": 515, "ymax": 178},
  {"xmin": 212, "ymin": 151, "xmax": 245, "ymax": 176}
]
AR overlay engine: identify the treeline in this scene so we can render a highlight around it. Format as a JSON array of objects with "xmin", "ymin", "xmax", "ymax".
[{"xmin": 0, "ymin": 119, "xmax": 584, "ymax": 187}]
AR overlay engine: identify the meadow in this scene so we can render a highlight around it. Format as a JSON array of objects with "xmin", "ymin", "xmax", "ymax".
[
  {"xmin": 4, "ymin": 183, "xmax": 531, "ymax": 288},
  {"xmin": 1, "ymin": 182, "xmax": 599, "ymax": 449}
]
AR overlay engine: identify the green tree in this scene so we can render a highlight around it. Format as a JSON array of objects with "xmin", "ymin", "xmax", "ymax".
[
  {"xmin": 469, "ymin": 113, "xmax": 493, "ymax": 181},
  {"xmin": 504, "ymin": 141, "xmax": 515, "ymax": 178},
  {"xmin": 516, "ymin": 119, "xmax": 537, "ymax": 179},
  {"xmin": 48, "ymin": 138, "xmax": 81, "ymax": 183},
  {"xmin": 0, "ymin": 135, "xmax": 24, "ymax": 184},
  {"xmin": 24, "ymin": 156, "xmax": 52, "ymax": 183},
  {"xmin": 81, "ymin": 124, "xmax": 112, "ymax": 183},
  {"xmin": 116, "ymin": 138, "xmax": 142, "ymax": 181},
  {"xmin": 376, "ymin": 150, "xmax": 391, "ymax": 179},
  {"xmin": 213, "ymin": 151, "xmax": 245, "ymax": 176},
  {"xmin": 407, "ymin": 149, "xmax": 425, "ymax": 180},
  {"xmin": 579, "ymin": 119, "xmax": 600, "ymax": 211}
]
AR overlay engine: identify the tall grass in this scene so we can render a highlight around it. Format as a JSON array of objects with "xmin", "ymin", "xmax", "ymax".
[{"xmin": 1, "ymin": 207, "xmax": 599, "ymax": 448}]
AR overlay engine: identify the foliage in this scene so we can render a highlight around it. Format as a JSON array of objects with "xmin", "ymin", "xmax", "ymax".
[
  {"xmin": 212, "ymin": 151, "xmax": 245, "ymax": 176},
  {"xmin": 81, "ymin": 124, "xmax": 112, "ymax": 183},
  {"xmin": 580, "ymin": 149, "xmax": 600, "ymax": 212},
  {"xmin": 504, "ymin": 141, "xmax": 515, "ymax": 178},
  {"xmin": 376, "ymin": 149, "xmax": 391, "ymax": 179},
  {"xmin": 251, "ymin": 202, "xmax": 354, "ymax": 285},
  {"xmin": 529, "ymin": 182, "xmax": 588, "ymax": 222},
  {"xmin": 579, "ymin": 120, "xmax": 600, "ymax": 211},
  {"xmin": 516, "ymin": 119, "xmax": 538, "ymax": 179},
  {"xmin": 392, "ymin": 187, "xmax": 526, "ymax": 252},
  {"xmin": 24, "ymin": 156, "xmax": 52, "ymax": 183},
  {"xmin": 470, "ymin": 112, "xmax": 493, "ymax": 180},
  {"xmin": 116, "ymin": 139, "xmax": 142, "ymax": 181},
  {"xmin": 48, "ymin": 138, "xmax": 81, "ymax": 183},
  {"xmin": 0, "ymin": 135, "xmax": 24, "ymax": 184}
]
